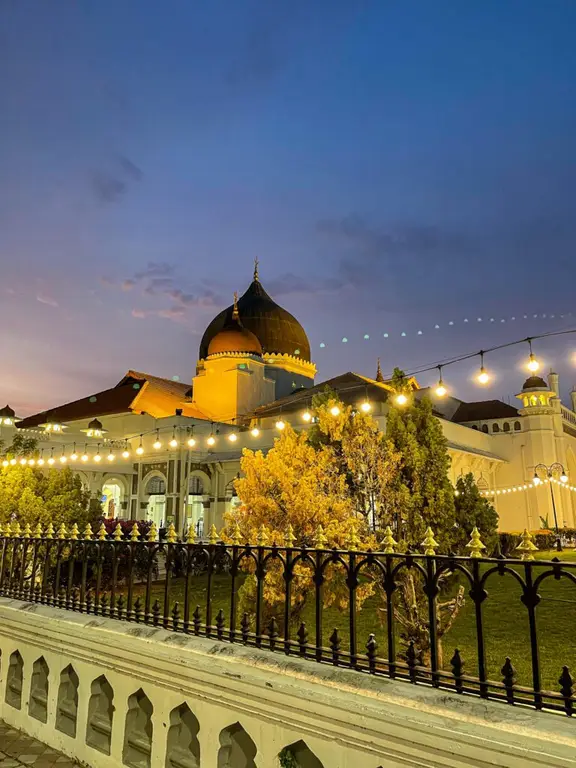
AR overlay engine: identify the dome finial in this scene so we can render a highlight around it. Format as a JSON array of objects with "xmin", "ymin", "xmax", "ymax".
[
  {"xmin": 232, "ymin": 291, "xmax": 239, "ymax": 320},
  {"xmin": 253, "ymin": 257, "xmax": 259, "ymax": 282},
  {"xmin": 375, "ymin": 358, "xmax": 384, "ymax": 383}
]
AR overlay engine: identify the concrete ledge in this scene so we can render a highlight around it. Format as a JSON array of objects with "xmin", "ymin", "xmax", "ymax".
[{"xmin": 0, "ymin": 598, "xmax": 575, "ymax": 767}]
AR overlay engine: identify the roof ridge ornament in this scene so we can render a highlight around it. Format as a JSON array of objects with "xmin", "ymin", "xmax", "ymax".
[
  {"xmin": 254, "ymin": 257, "xmax": 259, "ymax": 282},
  {"xmin": 232, "ymin": 291, "xmax": 239, "ymax": 321},
  {"xmin": 376, "ymin": 358, "xmax": 384, "ymax": 382}
]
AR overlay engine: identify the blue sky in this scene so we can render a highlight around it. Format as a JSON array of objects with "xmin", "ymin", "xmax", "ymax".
[{"xmin": 2, "ymin": 0, "xmax": 576, "ymax": 415}]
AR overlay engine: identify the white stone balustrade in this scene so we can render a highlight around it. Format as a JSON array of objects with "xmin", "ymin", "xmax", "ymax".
[{"xmin": 1, "ymin": 597, "xmax": 576, "ymax": 767}]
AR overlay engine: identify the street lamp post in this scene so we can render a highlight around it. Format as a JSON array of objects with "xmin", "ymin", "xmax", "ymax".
[{"xmin": 533, "ymin": 462, "xmax": 568, "ymax": 552}]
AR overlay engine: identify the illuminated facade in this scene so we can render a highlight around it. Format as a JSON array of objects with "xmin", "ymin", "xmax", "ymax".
[{"xmin": 3, "ymin": 266, "xmax": 576, "ymax": 536}]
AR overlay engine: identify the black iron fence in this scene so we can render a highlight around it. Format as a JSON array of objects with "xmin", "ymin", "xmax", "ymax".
[{"xmin": 0, "ymin": 521, "xmax": 575, "ymax": 717}]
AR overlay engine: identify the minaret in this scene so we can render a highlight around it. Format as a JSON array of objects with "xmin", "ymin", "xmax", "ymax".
[{"xmin": 375, "ymin": 358, "xmax": 384, "ymax": 383}]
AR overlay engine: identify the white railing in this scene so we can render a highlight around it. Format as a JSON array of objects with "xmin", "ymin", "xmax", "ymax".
[{"xmin": 561, "ymin": 405, "xmax": 576, "ymax": 427}]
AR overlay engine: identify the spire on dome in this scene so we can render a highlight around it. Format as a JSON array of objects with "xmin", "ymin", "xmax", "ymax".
[
  {"xmin": 375, "ymin": 358, "xmax": 384, "ymax": 383},
  {"xmin": 253, "ymin": 257, "xmax": 260, "ymax": 282},
  {"xmin": 232, "ymin": 291, "xmax": 239, "ymax": 321}
]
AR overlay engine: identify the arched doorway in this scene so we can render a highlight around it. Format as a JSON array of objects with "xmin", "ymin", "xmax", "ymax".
[
  {"xmin": 144, "ymin": 473, "xmax": 167, "ymax": 527},
  {"xmin": 101, "ymin": 475, "xmax": 127, "ymax": 519}
]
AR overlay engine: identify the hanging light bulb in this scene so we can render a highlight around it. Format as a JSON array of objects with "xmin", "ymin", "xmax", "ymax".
[
  {"xmin": 533, "ymin": 472, "xmax": 542, "ymax": 486},
  {"xmin": 70, "ymin": 443, "xmax": 78, "ymax": 461},
  {"xmin": 360, "ymin": 400, "xmax": 372, "ymax": 413},
  {"xmin": 81, "ymin": 452, "xmax": 88, "ymax": 462},
  {"xmin": 107, "ymin": 450, "xmax": 115, "ymax": 462},
  {"xmin": 476, "ymin": 351, "xmax": 490, "ymax": 385},
  {"xmin": 59, "ymin": 453, "xmax": 67, "ymax": 464},
  {"xmin": 526, "ymin": 339, "xmax": 540, "ymax": 373},
  {"xmin": 28, "ymin": 458, "xmax": 36, "ymax": 466},
  {"xmin": 228, "ymin": 432, "xmax": 238, "ymax": 442},
  {"xmin": 122, "ymin": 447, "xmax": 130, "ymax": 459},
  {"xmin": 9, "ymin": 458, "xmax": 17, "ymax": 466},
  {"xmin": 94, "ymin": 446, "xmax": 102, "ymax": 463},
  {"xmin": 2, "ymin": 459, "xmax": 8, "ymax": 467},
  {"xmin": 435, "ymin": 366, "xmax": 447, "ymax": 397},
  {"xmin": 153, "ymin": 431, "xmax": 162, "ymax": 449},
  {"xmin": 20, "ymin": 457, "xmax": 27, "ymax": 466},
  {"xmin": 560, "ymin": 470, "xmax": 568, "ymax": 483},
  {"xmin": 395, "ymin": 393, "xmax": 408, "ymax": 406},
  {"xmin": 207, "ymin": 433, "xmax": 216, "ymax": 446},
  {"xmin": 250, "ymin": 427, "xmax": 260, "ymax": 437},
  {"xmin": 302, "ymin": 410, "xmax": 312, "ymax": 422},
  {"xmin": 37, "ymin": 451, "xmax": 45, "ymax": 467},
  {"xmin": 169, "ymin": 428, "xmax": 178, "ymax": 448},
  {"xmin": 275, "ymin": 419, "xmax": 286, "ymax": 430},
  {"xmin": 136, "ymin": 444, "xmax": 144, "ymax": 456},
  {"xmin": 330, "ymin": 405, "xmax": 340, "ymax": 417},
  {"xmin": 48, "ymin": 450, "xmax": 55, "ymax": 466},
  {"xmin": 187, "ymin": 436, "xmax": 196, "ymax": 448}
]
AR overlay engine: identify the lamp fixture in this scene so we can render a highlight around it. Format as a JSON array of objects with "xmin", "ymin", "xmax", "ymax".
[
  {"xmin": 82, "ymin": 418, "xmax": 106, "ymax": 437},
  {"xmin": 476, "ymin": 351, "xmax": 490, "ymax": 385},
  {"xmin": 526, "ymin": 339, "xmax": 540, "ymax": 373}
]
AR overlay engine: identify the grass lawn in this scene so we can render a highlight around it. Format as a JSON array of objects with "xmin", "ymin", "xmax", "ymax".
[{"xmin": 127, "ymin": 549, "xmax": 576, "ymax": 693}]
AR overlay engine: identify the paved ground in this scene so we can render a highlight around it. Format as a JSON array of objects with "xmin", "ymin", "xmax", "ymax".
[{"xmin": 0, "ymin": 722, "xmax": 80, "ymax": 768}]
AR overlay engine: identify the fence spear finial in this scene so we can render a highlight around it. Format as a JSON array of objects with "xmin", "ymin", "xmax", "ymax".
[
  {"xmin": 97, "ymin": 522, "xmax": 107, "ymax": 540},
  {"xmin": 421, "ymin": 526, "xmax": 439, "ymax": 556},
  {"xmin": 347, "ymin": 525, "xmax": 361, "ymax": 550},
  {"xmin": 166, "ymin": 522, "xmax": 178, "ymax": 544},
  {"xmin": 256, "ymin": 524, "xmax": 269, "ymax": 547},
  {"xmin": 130, "ymin": 522, "xmax": 140, "ymax": 542},
  {"xmin": 57, "ymin": 522, "xmax": 67, "ymax": 540},
  {"xmin": 147, "ymin": 522, "xmax": 158, "ymax": 542},
  {"xmin": 113, "ymin": 522, "xmax": 123, "ymax": 541},
  {"xmin": 231, "ymin": 520, "xmax": 242, "ymax": 546},
  {"xmin": 186, "ymin": 524, "xmax": 196, "ymax": 544},
  {"xmin": 23, "ymin": 522, "xmax": 32, "ymax": 538},
  {"xmin": 83, "ymin": 522, "xmax": 92, "ymax": 540},
  {"xmin": 284, "ymin": 523, "xmax": 296, "ymax": 548},
  {"xmin": 70, "ymin": 523, "xmax": 80, "ymax": 540},
  {"xmin": 466, "ymin": 526, "xmax": 486, "ymax": 558},
  {"xmin": 34, "ymin": 522, "xmax": 43, "ymax": 539},
  {"xmin": 207, "ymin": 523, "xmax": 218, "ymax": 545},
  {"xmin": 314, "ymin": 524, "xmax": 328, "ymax": 549},
  {"xmin": 12, "ymin": 520, "xmax": 21, "ymax": 538},
  {"xmin": 381, "ymin": 525, "xmax": 398, "ymax": 554},
  {"xmin": 516, "ymin": 528, "xmax": 538, "ymax": 560},
  {"xmin": 45, "ymin": 522, "xmax": 54, "ymax": 539}
]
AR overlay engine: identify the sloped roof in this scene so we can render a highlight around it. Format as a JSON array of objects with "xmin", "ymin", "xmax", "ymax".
[
  {"xmin": 451, "ymin": 400, "xmax": 519, "ymax": 423},
  {"xmin": 17, "ymin": 370, "xmax": 206, "ymax": 428},
  {"xmin": 252, "ymin": 371, "xmax": 405, "ymax": 418}
]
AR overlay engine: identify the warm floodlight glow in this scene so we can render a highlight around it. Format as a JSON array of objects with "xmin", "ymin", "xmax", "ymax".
[
  {"xmin": 395, "ymin": 393, "xmax": 408, "ymax": 406},
  {"xmin": 330, "ymin": 406, "xmax": 341, "ymax": 416},
  {"xmin": 302, "ymin": 410, "xmax": 312, "ymax": 422}
]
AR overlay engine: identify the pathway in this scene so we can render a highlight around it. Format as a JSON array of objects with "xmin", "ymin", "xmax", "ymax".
[{"xmin": 0, "ymin": 722, "xmax": 80, "ymax": 768}]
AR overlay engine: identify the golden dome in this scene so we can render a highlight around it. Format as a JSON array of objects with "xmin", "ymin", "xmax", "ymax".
[{"xmin": 207, "ymin": 292, "xmax": 263, "ymax": 357}]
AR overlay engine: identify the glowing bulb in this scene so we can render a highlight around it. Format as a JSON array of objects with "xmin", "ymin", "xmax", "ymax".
[
  {"xmin": 330, "ymin": 406, "xmax": 340, "ymax": 416},
  {"xmin": 169, "ymin": 438, "xmax": 178, "ymax": 448},
  {"xmin": 250, "ymin": 427, "xmax": 260, "ymax": 437},
  {"xmin": 360, "ymin": 401, "xmax": 372, "ymax": 413},
  {"xmin": 207, "ymin": 434, "xmax": 216, "ymax": 446},
  {"xmin": 527, "ymin": 353, "xmax": 539, "ymax": 373},
  {"xmin": 533, "ymin": 475, "xmax": 542, "ymax": 486},
  {"xmin": 81, "ymin": 454, "xmax": 88, "ymax": 462},
  {"xmin": 302, "ymin": 410, "xmax": 312, "ymax": 422},
  {"xmin": 9, "ymin": 458, "xmax": 17, "ymax": 466},
  {"xmin": 477, "ymin": 367, "xmax": 490, "ymax": 385},
  {"xmin": 136, "ymin": 445, "xmax": 144, "ymax": 456},
  {"xmin": 37, "ymin": 458, "xmax": 45, "ymax": 466},
  {"xmin": 94, "ymin": 453, "xmax": 102, "ymax": 463},
  {"xmin": 28, "ymin": 458, "xmax": 36, "ymax": 466},
  {"xmin": 275, "ymin": 420, "xmax": 286, "ymax": 430},
  {"xmin": 153, "ymin": 439, "xmax": 162, "ymax": 449},
  {"xmin": 47, "ymin": 457, "xmax": 55, "ymax": 466},
  {"xmin": 454, "ymin": 489, "xmax": 460, "ymax": 497},
  {"xmin": 2, "ymin": 459, "xmax": 9, "ymax": 467},
  {"xmin": 228, "ymin": 432, "xmax": 238, "ymax": 442},
  {"xmin": 107, "ymin": 452, "xmax": 115, "ymax": 462},
  {"xmin": 20, "ymin": 458, "xmax": 27, "ymax": 466},
  {"xmin": 435, "ymin": 377, "xmax": 447, "ymax": 397},
  {"xmin": 561, "ymin": 473, "xmax": 568, "ymax": 483},
  {"xmin": 395, "ymin": 393, "xmax": 408, "ymax": 406},
  {"xmin": 60, "ymin": 455, "xmax": 67, "ymax": 463},
  {"xmin": 70, "ymin": 453, "xmax": 78, "ymax": 461},
  {"xmin": 122, "ymin": 450, "xmax": 130, "ymax": 459},
  {"xmin": 187, "ymin": 437, "xmax": 196, "ymax": 447}
]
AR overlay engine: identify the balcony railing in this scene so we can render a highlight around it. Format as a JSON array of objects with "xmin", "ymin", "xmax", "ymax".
[{"xmin": 0, "ymin": 521, "xmax": 575, "ymax": 717}]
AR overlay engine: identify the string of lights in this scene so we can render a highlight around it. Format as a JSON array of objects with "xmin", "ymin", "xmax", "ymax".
[
  {"xmin": 481, "ymin": 476, "xmax": 576, "ymax": 497},
  {"xmin": 317, "ymin": 311, "xmax": 573, "ymax": 348}
]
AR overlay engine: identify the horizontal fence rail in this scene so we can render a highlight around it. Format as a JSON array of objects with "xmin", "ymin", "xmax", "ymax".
[{"xmin": 0, "ymin": 522, "xmax": 575, "ymax": 717}]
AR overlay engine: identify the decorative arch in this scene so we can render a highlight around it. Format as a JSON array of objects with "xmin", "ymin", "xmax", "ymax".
[
  {"xmin": 142, "ymin": 470, "xmax": 168, "ymax": 527},
  {"xmin": 279, "ymin": 741, "xmax": 324, "ymax": 767},
  {"xmin": 185, "ymin": 469, "xmax": 211, "ymax": 538},
  {"xmin": 102, "ymin": 474, "xmax": 129, "ymax": 519},
  {"xmin": 123, "ymin": 689, "xmax": 153, "ymax": 768},
  {"xmin": 217, "ymin": 723, "xmax": 257, "ymax": 768},
  {"xmin": 186, "ymin": 469, "xmax": 212, "ymax": 495}
]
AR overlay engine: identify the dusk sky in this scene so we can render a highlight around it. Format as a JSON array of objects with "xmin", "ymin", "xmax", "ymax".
[{"xmin": 2, "ymin": 1, "xmax": 576, "ymax": 416}]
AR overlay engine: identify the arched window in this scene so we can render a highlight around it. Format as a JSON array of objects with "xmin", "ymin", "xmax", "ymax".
[
  {"xmin": 503, "ymin": 422, "xmax": 510, "ymax": 432},
  {"xmin": 188, "ymin": 476, "xmax": 204, "ymax": 495},
  {"xmin": 481, "ymin": 424, "xmax": 489, "ymax": 433},
  {"xmin": 523, "ymin": 397, "xmax": 529, "ymax": 407},
  {"xmin": 514, "ymin": 421, "xmax": 521, "ymax": 431},
  {"xmin": 146, "ymin": 476, "xmax": 165, "ymax": 495},
  {"xmin": 492, "ymin": 423, "xmax": 500, "ymax": 433}
]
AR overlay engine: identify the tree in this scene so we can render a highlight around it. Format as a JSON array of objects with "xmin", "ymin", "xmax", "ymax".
[
  {"xmin": 454, "ymin": 473, "xmax": 499, "ymax": 555},
  {"xmin": 385, "ymin": 374, "xmax": 456, "ymax": 550}
]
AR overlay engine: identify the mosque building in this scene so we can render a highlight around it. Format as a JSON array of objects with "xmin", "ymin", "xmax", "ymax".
[{"xmin": 2, "ymin": 264, "xmax": 576, "ymax": 537}]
